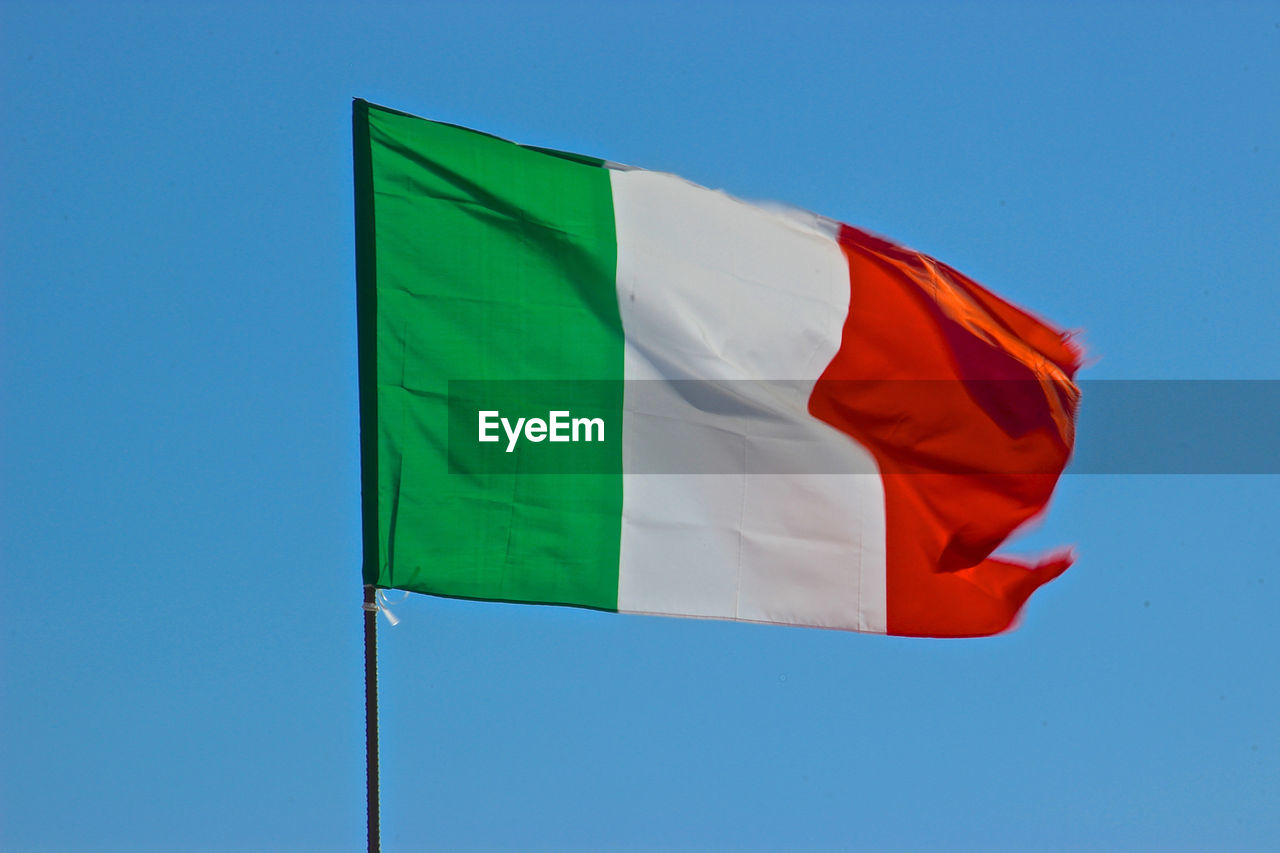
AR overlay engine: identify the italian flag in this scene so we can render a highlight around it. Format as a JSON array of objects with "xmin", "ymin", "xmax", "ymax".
[{"xmin": 353, "ymin": 100, "xmax": 1081, "ymax": 638}]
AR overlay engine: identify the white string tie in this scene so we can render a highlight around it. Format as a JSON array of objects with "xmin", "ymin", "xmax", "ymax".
[{"xmin": 370, "ymin": 588, "xmax": 408, "ymax": 626}]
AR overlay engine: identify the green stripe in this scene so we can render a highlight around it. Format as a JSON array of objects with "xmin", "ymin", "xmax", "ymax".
[{"xmin": 355, "ymin": 102, "xmax": 624, "ymax": 611}]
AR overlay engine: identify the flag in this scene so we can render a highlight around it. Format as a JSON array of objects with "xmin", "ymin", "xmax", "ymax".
[{"xmin": 353, "ymin": 99, "xmax": 1081, "ymax": 637}]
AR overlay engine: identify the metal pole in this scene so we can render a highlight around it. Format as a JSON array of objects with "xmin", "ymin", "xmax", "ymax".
[{"xmin": 364, "ymin": 584, "xmax": 380, "ymax": 853}]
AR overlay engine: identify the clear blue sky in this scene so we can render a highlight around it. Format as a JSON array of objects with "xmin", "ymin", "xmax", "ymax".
[{"xmin": 2, "ymin": 2, "xmax": 1277, "ymax": 851}]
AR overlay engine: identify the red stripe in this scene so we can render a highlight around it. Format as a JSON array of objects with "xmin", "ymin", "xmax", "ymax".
[{"xmin": 809, "ymin": 225, "xmax": 1081, "ymax": 637}]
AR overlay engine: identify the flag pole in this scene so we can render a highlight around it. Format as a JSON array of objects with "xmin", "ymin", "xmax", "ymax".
[
  {"xmin": 363, "ymin": 584, "xmax": 380, "ymax": 853},
  {"xmin": 354, "ymin": 98, "xmax": 380, "ymax": 852}
]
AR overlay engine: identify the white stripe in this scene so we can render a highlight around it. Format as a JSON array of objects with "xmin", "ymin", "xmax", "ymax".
[{"xmin": 610, "ymin": 169, "xmax": 887, "ymax": 633}]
